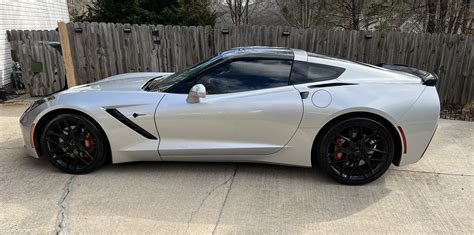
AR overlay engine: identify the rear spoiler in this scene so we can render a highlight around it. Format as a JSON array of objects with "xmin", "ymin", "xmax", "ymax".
[{"xmin": 376, "ymin": 63, "xmax": 438, "ymax": 86}]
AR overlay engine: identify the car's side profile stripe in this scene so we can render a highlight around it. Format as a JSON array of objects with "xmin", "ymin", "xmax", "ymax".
[
  {"xmin": 105, "ymin": 109, "xmax": 157, "ymax": 140},
  {"xmin": 308, "ymin": 83, "xmax": 357, "ymax": 88}
]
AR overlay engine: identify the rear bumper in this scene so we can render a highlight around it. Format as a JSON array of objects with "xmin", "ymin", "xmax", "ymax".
[
  {"xmin": 396, "ymin": 86, "xmax": 440, "ymax": 166},
  {"xmin": 419, "ymin": 122, "xmax": 438, "ymax": 160}
]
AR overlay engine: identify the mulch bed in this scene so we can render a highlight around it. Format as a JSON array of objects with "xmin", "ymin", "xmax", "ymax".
[{"xmin": 440, "ymin": 104, "xmax": 473, "ymax": 122}]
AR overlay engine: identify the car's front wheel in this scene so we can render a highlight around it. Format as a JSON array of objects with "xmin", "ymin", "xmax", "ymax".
[
  {"xmin": 40, "ymin": 113, "xmax": 108, "ymax": 174},
  {"xmin": 317, "ymin": 117, "xmax": 395, "ymax": 185}
]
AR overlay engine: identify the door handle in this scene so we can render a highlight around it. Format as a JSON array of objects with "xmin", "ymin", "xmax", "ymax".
[
  {"xmin": 132, "ymin": 113, "xmax": 146, "ymax": 118},
  {"xmin": 300, "ymin": 91, "xmax": 309, "ymax": 99}
]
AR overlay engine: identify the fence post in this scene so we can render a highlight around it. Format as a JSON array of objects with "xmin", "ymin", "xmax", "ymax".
[{"xmin": 58, "ymin": 21, "xmax": 77, "ymax": 87}]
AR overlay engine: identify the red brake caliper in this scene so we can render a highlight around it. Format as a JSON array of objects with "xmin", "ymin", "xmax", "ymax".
[
  {"xmin": 83, "ymin": 131, "xmax": 94, "ymax": 158},
  {"xmin": 334, "ymin": 138, "xmax": 346, "ymax": 160}
]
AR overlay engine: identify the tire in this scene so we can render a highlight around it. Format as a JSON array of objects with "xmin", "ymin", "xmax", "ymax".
[
  {"xmin": 316, "ymin": 117, "xmax": 395, "ymax": 185},
  {"xmin": 40, "ymin": 113, "xmax": 108, "ymax": 174}
]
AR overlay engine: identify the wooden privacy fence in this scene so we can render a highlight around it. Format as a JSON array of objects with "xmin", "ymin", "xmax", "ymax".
[
  {"xmin": 8, "ymin": 22, "xmax": 474, "ymax": 105},
  {"xmin": 7, "ymin": 30, "xmax": 66, "ymax": 96}
]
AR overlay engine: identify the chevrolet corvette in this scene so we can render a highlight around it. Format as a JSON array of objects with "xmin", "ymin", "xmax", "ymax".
[{"xmin": 20, "ymin": 47, "xmax": 440, "ymax": 184}]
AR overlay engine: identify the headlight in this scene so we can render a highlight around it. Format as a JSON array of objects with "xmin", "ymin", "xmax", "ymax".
[
  {"xmin": 26, "ymin": 95, "xmax": 55, "ymax": 113},
  {"xmin": 21, "ymin": 96, "xmax": 55, "ymax": 124},
  {"xmin": 20, "ymin": 99, "xmax": 45, "ymax": 124},
  {"xmin": 27, "ymin": 99, "xmax": 46, "ymax": 112}
]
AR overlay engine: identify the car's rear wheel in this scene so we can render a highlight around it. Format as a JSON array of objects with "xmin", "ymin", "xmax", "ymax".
[
  {"xmin": 40, "ymin": 113, "xmax": 108, "ymax": 174},
  {"xmin": 317, "ymin": 117, "xmax": 395, "ymax": 185}
]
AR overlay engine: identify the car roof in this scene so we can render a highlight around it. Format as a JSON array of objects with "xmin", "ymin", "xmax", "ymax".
[{"xmin": 220, "ymin": 47, "xmax": 294, "ymax": 60}]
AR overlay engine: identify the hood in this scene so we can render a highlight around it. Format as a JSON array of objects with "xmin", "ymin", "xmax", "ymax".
[{"xmin": 69, "ymin": 72, "xmax": 173, "ymax": 92}]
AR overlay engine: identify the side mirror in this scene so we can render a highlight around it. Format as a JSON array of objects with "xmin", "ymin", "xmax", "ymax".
[{"xmin": 187, "ymin": 84, "xmax": 206, "ymax": 103}]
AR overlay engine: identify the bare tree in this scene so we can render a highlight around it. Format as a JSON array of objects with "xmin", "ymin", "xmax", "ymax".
[
  {"xmin": 362, "ymin": 1, "xmax": 410, "ymax": 31},
  {"xmin": 320, "ymin": 0, "xmax": 365, "ymax": 30},
  {"xmin": 426, "ymin": 0, "xmax": 437, "ymax": 33},
  {"xmin": 275, "ymin": 0, "xmax": 368, "ymax": 29},
  {"xmin": 348, "ymin": 0, "xmax": 365, "ymax": 30},
  {"xmin": 272, "ymin": 0, "xmax": 473, "ymax": 34},
  {"xmin": 225, "ymin": 0, "xmax": 250, "ymax": 25},
  {"xmin": 276, "ymin": 0, "xmax": 323, "ymax": 28},
  {"xmin": 457, "ymin": 0, "xmax": 472, "ymax": 34},
  {"xmin": 426, "ymin": 0, "xmax": 472, "ymax": 34},
  {"xmin": 436, "ymin": 0, "xmax": 449, "ymax": 33}
]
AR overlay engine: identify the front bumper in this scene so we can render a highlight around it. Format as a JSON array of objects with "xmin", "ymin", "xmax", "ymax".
[
  {"xmin": 20, "ymin": 120, "xmax": 39, "ymax": 158},
  {"xmin": 19, "ymin": 102, "xmax": 46, "ymax": 159}
]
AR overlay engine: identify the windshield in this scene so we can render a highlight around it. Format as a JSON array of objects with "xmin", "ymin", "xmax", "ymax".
[{"xmin": 145, "ymin": 55, "xmax": 222, "ymax": 92}]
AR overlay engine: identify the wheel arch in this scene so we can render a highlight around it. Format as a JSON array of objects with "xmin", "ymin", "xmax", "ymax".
[
  {"xmin": 311, "ymin": 111, "xmax": 403, "ymax": 167},
  {"xmin": 33, "ymin": 108, "xmax": 111, "ymax": 160}
]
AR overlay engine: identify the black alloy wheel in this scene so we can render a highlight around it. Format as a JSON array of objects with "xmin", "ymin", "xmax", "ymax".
[
  {"xmin": 317, "ymin": 117, "xmax": 395, "ymax": 185},
  {"xmin": 40, "ymin": 113, "xmax": 108, "ymax": 174}
]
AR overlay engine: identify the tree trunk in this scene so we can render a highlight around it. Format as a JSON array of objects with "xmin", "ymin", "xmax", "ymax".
[
  {"xmin": 227, "ymin": 0, "xmax": 251, "ymax": 25},
  {"xmin": 300, "ymin": 0, "xmax": 305, "ymax": 28},
  {"xmin": 426, "ymin": 0, "xmax": 437, "ymax": 33},
  {"xmin": 305, "ymin": 0, "xmax": 310, "ymax": 28},
  {"xmin": 437, "ymin": 0, "xmax": 449, "ymax": 33},
  {"xmin": 460, "ymin": 0, "xmax": 472, "ymax": 33},
  {"xmin": 453, "ymin": 0, "xmax": 469, "ymax": 33},
  {"xmin": 351, "ymin": 0, "xmax": 363, "ymax": 30},
  {"xmin": 244, "ymin": 0, "xmax": 249, "ymax": 24}
]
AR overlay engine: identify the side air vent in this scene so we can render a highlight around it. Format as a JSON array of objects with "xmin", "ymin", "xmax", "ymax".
[
  {"xmin": 105, "ymin": 109, "xmax": 157, "ymax": 140},
  {"xmin": 308, "ymin": 83, "xmax": 357, "ymax": 88}
]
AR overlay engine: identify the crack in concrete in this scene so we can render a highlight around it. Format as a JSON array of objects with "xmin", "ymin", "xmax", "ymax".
[
  {"xmin": 56, "ymin": 175, "xmax": 76, "ymax": 235},
  {"xmin": 0, "ymin": 147, "xmax": 22, "ymax": 150},
  {"xmin": 212, "ymin": 164, "xmax": 239, "ymax": 235},
  {"xmin": 389, "ymin": 169, "xmax": 473, "ymax": 177},
  {"xmin": 185, "ymin": 164, "xmax": 239, "ymax": 233}
]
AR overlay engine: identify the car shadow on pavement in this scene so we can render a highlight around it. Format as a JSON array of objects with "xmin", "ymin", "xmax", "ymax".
[
  {"xmin": 6, "ymin": 150, "xmax": 392, "ymax": 232},
  {"xmin": 84, "ymin": 161, "xmax": 391, "ymax": 225}
]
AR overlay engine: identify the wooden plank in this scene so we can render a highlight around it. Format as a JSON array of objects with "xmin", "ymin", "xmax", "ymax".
[{"xmin": 58, "ymin": 21, "xmax": 77, "ymax": 88}]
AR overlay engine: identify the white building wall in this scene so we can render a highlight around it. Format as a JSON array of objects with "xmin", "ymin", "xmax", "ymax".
[{"xmin": 0, "ymin": 0, "xmax": 70, "ymax": 87}]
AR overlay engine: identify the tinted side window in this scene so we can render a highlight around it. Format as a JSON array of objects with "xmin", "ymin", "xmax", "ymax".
[
  {"xmin": 290, "ymin": 61, "xmax": 345, "ymax": 84},
  {"xmin": 197, "ymin": 59, "xmax": 292, "ymax": 94}
]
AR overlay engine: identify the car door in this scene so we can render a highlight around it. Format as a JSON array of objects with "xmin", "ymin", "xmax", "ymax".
[{"xmin": 155, "ymin": 58, "xmax": 303, "ymax": 157}]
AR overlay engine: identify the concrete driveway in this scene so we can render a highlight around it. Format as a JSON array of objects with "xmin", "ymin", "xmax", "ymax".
[{"xmin": 0, "ymin": 104, "xmax": 472, "ymax": 234}]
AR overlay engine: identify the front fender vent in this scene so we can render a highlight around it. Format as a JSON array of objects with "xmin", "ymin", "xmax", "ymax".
[{"xmin": 105, "ymin": 109, "xmax": 157, "ymax": 140}]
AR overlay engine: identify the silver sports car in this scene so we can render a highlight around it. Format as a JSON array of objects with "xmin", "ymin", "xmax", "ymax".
[{"xmin": 20, "ymin": 47, "xmax": 440, "ymax": 185}]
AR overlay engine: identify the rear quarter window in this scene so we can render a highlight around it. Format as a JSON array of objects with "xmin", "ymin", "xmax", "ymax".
[{"xmin": 290, "ymin": 61, "xmax": 345, "ymax": 84}]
